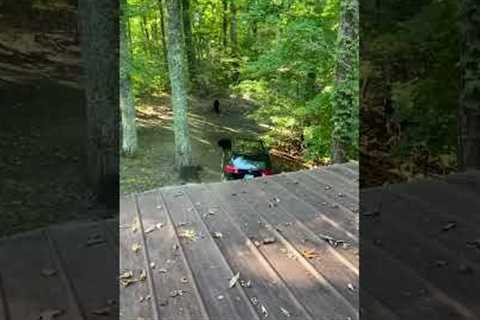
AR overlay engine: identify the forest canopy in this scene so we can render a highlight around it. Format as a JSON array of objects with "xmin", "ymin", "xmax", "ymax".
[{"xmin": 122, "ymin": 0, "xmax": 358, "ymax": 166}]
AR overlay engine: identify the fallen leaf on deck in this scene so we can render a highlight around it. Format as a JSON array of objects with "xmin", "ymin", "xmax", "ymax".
[
  {"xmin": 180, "ymin": 277, "xmax": 188, "ymax": 283},
  {"xmin": 347, "ymin": 283, "xmax": 356, "ymax": 292},
  {"xmin": 86, "ymin": 234, "xmax": 105, "ymax": 247},
  {"xmin": 260, "ymin": 304, "xmax": 269, "ymax": 318},
  {"xmin": 38, "ymin": 309, "xmax": 64, "ymax": 320},
  {"xmin": 280, "ymin": 307, "xmax": 290, "ymax": 317},
  {"xmin": 120, "ymin": 271, "xmax": 133, "ymax": 280},
  {"xmin": 442, "ymin": 221, "xmax": 456, "ymax": 231},
  {"xmin": 217, "ymin": 295, "xmax": 224, "ymax": 300},
  {"xmin": 91, "ymin": 306, "xmax": 110, "ymax": 315},
  {"xmin": 150, "ymin": 262, "xmax": 156, "ymax": 269},
  {"xmin": 158, "ymin": 268, "xmax": 168, "ymax": 273},
  {"xmin": 132, "ymin": 243, "xmax": 142, "ymax": 253},
  {"xmin": 179, "ymin": 229, "xmax": 198, "ymax": 241},
  {"xmin": 229, "ymin": 272, "xmax": 240, "ymax": 288},
  {"xmin": 212, "ymin": 232, "xmax": 223, "ymax": 239},
  {"xmin": 41, "ymin": 268, "xmax": 57, "ymax": 277},
  {"xmin": 139, "ymin": 270, "xmax": 147, "ymax": 281},
  {"xmin": 156, "ymin": 223, "xmax": 164, "ymax": 229},
  {"xmin": 262, "ymin": 237, "xmax": 276, "ymax": 245},
  {"xmin": 302, "ymin": 249, "xmax": 318, "ymax": 259},
  {"xmin": 144, "ymin": 225, "xmax": 156, "ymax": 234},
  {"xmin": 169, "ymin": 289, "xmax": 184, "ymax": 297},
  {"xmin": 131, "ymin": 217, "xmax": 140, "ymax": 233}
]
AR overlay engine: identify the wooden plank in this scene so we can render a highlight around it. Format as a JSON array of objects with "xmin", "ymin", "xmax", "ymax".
[
  {"xmin": 0, "ymin": 229, "xmax": 83, "ymax": 320},
  {"xmin": 441, "ymin": 170, "xmax": 480, "ymax": 198},
  {"xmin": 360, "ymin": 290, "xmax": 402, "ymax": 320},
  {"xmin": 268, "ymin": 176, "xmax": 359, "ymax": 243},
  {"xmin": 345, "ymin": 161, "xmax": 359, "ymax": 173},
  {"xmin": 282, "ymin": 171, "xmax": 358, "ymax": 212},
  {"xmin": 362, "ymin": 188, "xmax": 480, "ymax": 266},
  {"xmin": 324, "ymin": 163, "xmax": 359, "ymax": 183},
  {"xmin": 135, "ymin": 190, "xmax": 209, "ymax": 320},
  {"xmin": 388, "ymin": 178, "xmax": 480, "ymax": 226},
  {"xmin": 185, "ymin": 184, "xmax": 316, "ymax": 320},
  {"xmin": 309, "ymin": 166, "xmax": 359, "ymax": 198},
  {"xmin": 208, "ymin": 181, "xmax": 358, "ymax": 320},
  {"xmin": 363, "ymin": 242, "xmax": 477, "ymax": 320},
  {"xmin": 160, "ymin": 187, "xmax": 260, "ymax": 320},
  {"xmin": 119, "ymin": 195, "xmax": 154, "ymax": 320},
  {"xmin": 47, "ymin": 221, "xmax": 117, "ymax": 319},
  {"xmin": 230, "ymin": 180, "xmax": 359, "ymax": 308},
  {"xmin": 249, "ymin": 180, "xmax": 359, "ymax": 268}
]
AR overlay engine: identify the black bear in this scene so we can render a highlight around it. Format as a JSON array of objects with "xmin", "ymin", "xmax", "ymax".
[{"xmin": 213, "ymin": 99, "xmax": 220, "ymax": 114}]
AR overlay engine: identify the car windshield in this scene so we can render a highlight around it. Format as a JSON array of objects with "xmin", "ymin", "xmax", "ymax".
[{"xmin": 231, "ymin": 155, "xmax": 267, "ymax": 170}]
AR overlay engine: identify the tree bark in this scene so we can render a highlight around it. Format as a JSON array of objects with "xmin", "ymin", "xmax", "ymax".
[
  {"xmin": 158, "ymin": 0, "xmax": 169, "ymax": 69},
  {"xmin": 165, "ymin": 0, "xmax": 193, "ymax": 170},
  {"xmin": 182, "ymin": 0, "xmax": 195, "ymax": 76},
  {"xmin": 331, "ymin": 0, "xmax": 359, "ymax": 163},
  {"xmin": 78, "ymin": 0, "xmax": 118, "ymax": 207},
  {"xmin": 120, "ymin": 0, "xmax": 138, "ymax": 156},
  {"xmin": 458, "ymin": 0, "xmax": 480, "ymax": 169}
]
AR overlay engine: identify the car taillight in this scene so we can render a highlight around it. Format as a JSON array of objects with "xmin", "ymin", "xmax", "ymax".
[
  {"xmin": 261, "ymin": 168, "xmax": 273, "ymax": 176},
  {"xmin": 224, "ymin": 164, "xmax": 238, "ymax": 173}
]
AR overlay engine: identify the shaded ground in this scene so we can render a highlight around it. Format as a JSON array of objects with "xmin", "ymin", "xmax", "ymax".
[
  {"xmin": 120, "ymin": 94, "xmax": 305, "ymax": 194},
  {"xmin": 0, "ymin": 81, "xmax": 112, "ymax": 237}
]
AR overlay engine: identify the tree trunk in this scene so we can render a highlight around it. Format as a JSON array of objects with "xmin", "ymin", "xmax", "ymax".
[
  {"xmin": 141, "ymin": 15, "xmax": 151, "ymax": 56},
  {"xmin": 182, "ymin": 0, "xmax": 196, "ymax": 76},
  {"xmin": 331, "ymin": 0, "xmax": 359, "ymax": 163},
  {"xmin": 165, "ymin": 0, "xmax": 193, "ymax": 170},
  {"xmin": 78, "ymin": 0, "xmax": 118, "ymax": 207},
  {"xmin": 458, "ymin": 0, "xmax": 480, "ymax": 169},
  {"xmin": 230, "ymin": 0, "xmax": 237, "ymax": 54},
  {"xmin": 158, "ymin": 0, "xmax": 169, "ymax": 70},
  {"xmin": 222, "ymin": 0, "xmax": 228, "ymax": 48},
  {"xmin": 120, "ymin": 0, "xmax": 138, "ymax": 156}
]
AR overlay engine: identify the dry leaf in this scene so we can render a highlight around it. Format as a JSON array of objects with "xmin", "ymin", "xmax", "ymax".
[
  {"xmin": 92, "ymin": 306, "xmax": 110, "ymax": 315},
  {"xmin": 442, "ymin": 221, "xmax": 457, "ymax": 231},
  {"xmin": 132, "ymin": 243, "xmax": 142, "ymax": 253},
  {"xmin": 144, "ymin": 225, "xmax": 156, "ymax": 234},
  {"xmin": 229, "ymin": 272, "xmax": 240, "ymax": 288},
  {"xmin": 38, "ymin": 309, "xmax": 64, "ymax": 320},
  {"xmin": 131, "ymin": 217, "xmax": 140, "ymax": 233},
  {"xmin": 280, "ymin": 307, "xmax": 290, "ymax": 317},
  {"xmin": 212, "ymin": 232, "xmax": 223, "ymax": 239},
  {"xmin": 179, "ymin": 229, "xmax": 197, "ymax": 241},
  {"xmin": 260, "ymin": 304, "xmax": 269, "ymax": 318},
  {"xmin": 139, "ymin": 270, "xmax": 147, "ymax": 281},
  {"xmin": 158, "ymin": 268, "xmax": 168, "ymax": 273},
  {"xmin": 156, "ymin": 223, "xmax": 164, "ymax": 229},
  {"xmin": 217, "ymin": 295, "xmax": 225, "ymax": 300},
  {"xmin": 41, "ymin": 268, "xmax": 57, "ymax": 277},
  {"xmin": 150, "ymin": 262, "xmax": 156, "ymax": 269},
  {"xmin": 302, "ymin": 249, "xmax": 318, "ymax": 259},
  {"xmin": 347, "ymin": 283, "xmax": 356, "ymax": 292},
  {"xmin": 180, "ymin": 277, "xmax": 188, "ymax": 283},
  {"xmin": 120, "ymin": 271, "xmax": 133, "ymax": 279},
  {"xmin": 262, "ymin": 237, "xmax": 275, "ymax": 245}
]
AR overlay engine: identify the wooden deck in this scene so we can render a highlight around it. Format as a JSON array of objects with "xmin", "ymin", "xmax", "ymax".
[
  {"xmin": 361, "ymin": 170, "xmax": 480, "ymax": 320},
  {"xmin": 119, "ymin": 162, "xmax": 360, "ymax": 320}
]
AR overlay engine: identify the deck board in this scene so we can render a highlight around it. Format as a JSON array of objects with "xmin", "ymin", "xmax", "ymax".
[{"xmin": 118, "ymin": 163, "xmax": 360, "ymax": 320}]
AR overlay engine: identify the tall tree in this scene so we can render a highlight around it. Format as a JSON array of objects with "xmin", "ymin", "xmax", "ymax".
[
  {"xmin": 458, "ymin": 0, "xmax": 480, "ymax": 169},
  {"xmin": 165, "ymin": 0, "xmax": 193, "ymax": 170},
  {"xmin": 222, "ymin": 0, "xmax": 228, "ymax": 48},
  {"xmin": 78, "ymin": 0, "xmax": 118, "ymax": 207},
  {"xmin": 230, "ymin": 0, "xmax": 237, "ymax": 53},
  {"xmin": 157, "ymin": 0, "xmax": 169, "ymax": 69},
  {"xmin": 331, "ymin": 0, "xmax": 359, "ymax": 163},
  {"xmin": 182, "ymin": 0, "xmax": 196, "ymax": 75},
  {"xmin": 120, "ymin": 0, "xmax": 138, "ymax": 156}
]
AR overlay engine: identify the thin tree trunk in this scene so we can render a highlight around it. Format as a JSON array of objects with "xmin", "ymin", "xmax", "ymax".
[
  {"xmin": 78, "ymin": 0, "xmax": 118, "ymax": 207},
  {"xmin": 141, "ymin": 15, "xmax": 151, "ymax": 56},
  {"xmin": 458, "ymin": 0, "xmax": 480, "ymax": 169},
  {"xmin": 158, "ymin": 0, "xmax": 169, "ymax": 69},
  {"xmin": 230, "ymin": 0, "xmax": 237, "ymax": 54},
  {"xmin": 165, "ymin": 0, "xmax": 192, "ymax": 170},
  {"xmin": 222, "ymin": 0, "xmax": 228, "ymax": 48},
  {"xmin": 127, "ymin": 16, "xmax": 133, "ymax": 55},
  {"xmin": 331, "ymin": 0, "xmax": 359, "ymax": 163},
  {"xmin": 182, "ymin": 0, "xmax": 195, "ymax": 76},
  {"xmin": 120, "ymin": 0, "xmax": 138, "ymax": 156}
]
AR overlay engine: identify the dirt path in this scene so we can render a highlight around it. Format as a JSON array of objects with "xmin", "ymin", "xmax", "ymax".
[{"xmin": 120, "ymin": 93, "xmax": 273, "ymax": 194}]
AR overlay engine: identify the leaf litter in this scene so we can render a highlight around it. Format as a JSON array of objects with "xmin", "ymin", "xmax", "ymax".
[{"xmin": 229, "ymin": 272, "xmax": 240, "ymax": 288}]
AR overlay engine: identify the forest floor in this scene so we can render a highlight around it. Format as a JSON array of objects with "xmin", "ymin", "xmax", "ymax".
[
  {"xmin": 0, "ymin": 81, "xmax": 112, "ymax": 237},
  {"xmin": 120, "ymin": 93, "xmax": 306, "ymax": 194}
]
